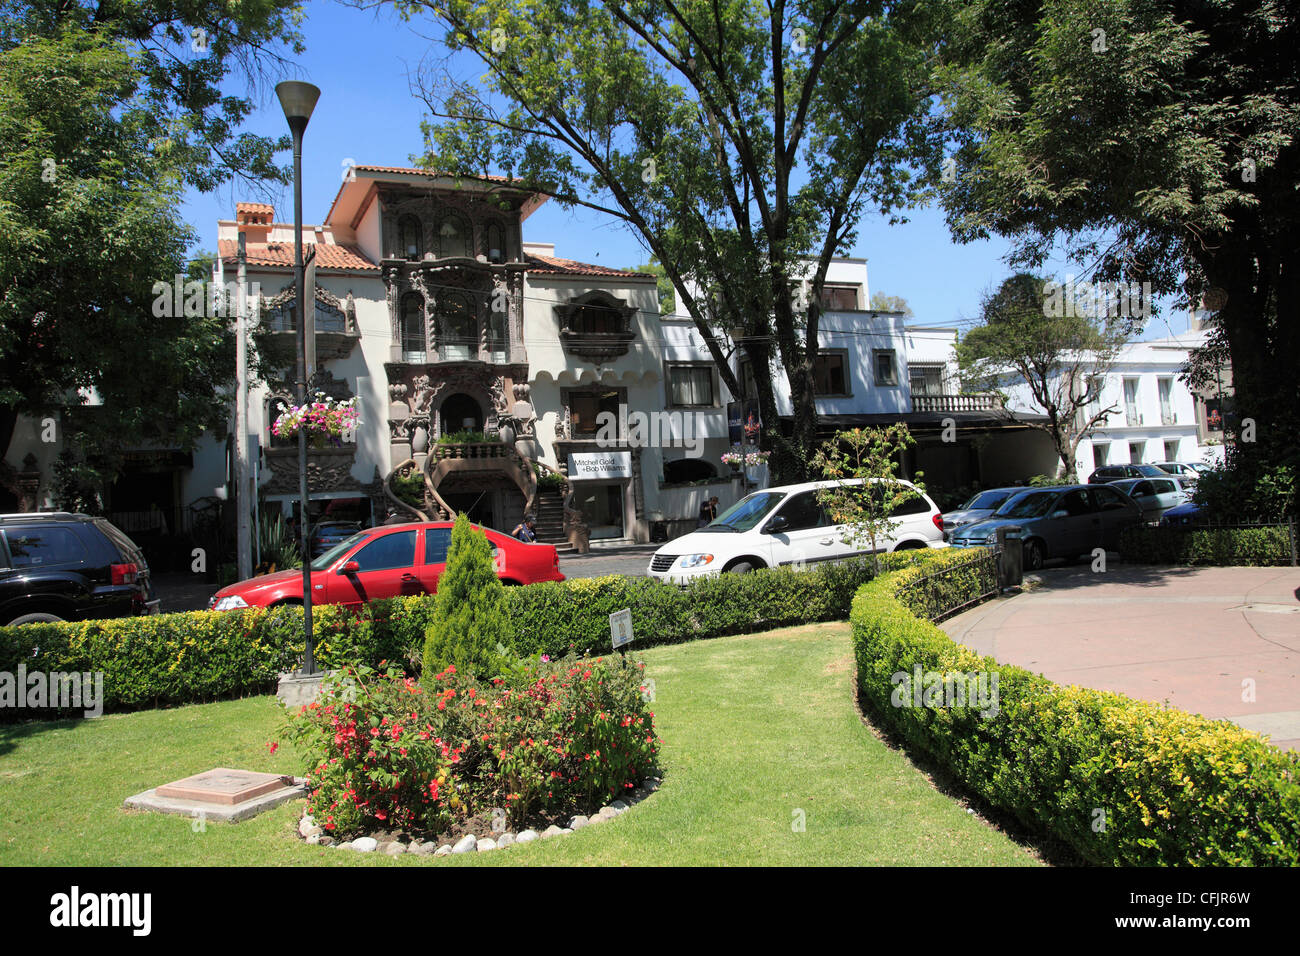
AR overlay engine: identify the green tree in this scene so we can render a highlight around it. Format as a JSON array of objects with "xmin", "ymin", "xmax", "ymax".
[
  {"xmin": 624, "ymin": 260, "xmax": 676, "ymax": 316},
  {"xmin": 957, "ymin": 273, "xmax": 1130, "ymax": 479},
  {"xmin": 400, "ymin": 0, "xmax": 942, "ymax": 481},
  {"xmin": 933, "ymin": 0, "xmax": 1300, "ymax": 510},
  {"xmin": 422, "ymin": 513, "xmax": 511, "ymax": 679},
  {"xmin": 811, "ymin": 424, "xmax": 922, "ymax": 566},
  {"xmin": 869, "ymin": 292, "xmax": 913, "ymax": 317},
  {"xmin": 0, "ymin": 1, "xmax": 303, "ymax": 485}
]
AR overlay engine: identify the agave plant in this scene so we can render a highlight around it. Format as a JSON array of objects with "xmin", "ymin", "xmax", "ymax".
[{"xmin": 256, "ymin": 514, "xmax": 302, "ymax": 574}]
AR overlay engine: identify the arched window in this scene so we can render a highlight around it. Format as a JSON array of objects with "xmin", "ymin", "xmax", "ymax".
[
  {"xmin": 400, "ymin": 293, "xmax": 426, "ymax": 360},
  {"xmin": 438, "ymin": 291, "xmax": 477, "ymax": 361},
  {"xmin": 398, "ymin": 215, "xmax": 422, "ymax": 260},
  {"xmin": 485, "ymin": 222, "xmax": 506, "ymax": 263},
  {"xmin": 437, "ymin": 213, "xmax": 472, "ymax": 259}
]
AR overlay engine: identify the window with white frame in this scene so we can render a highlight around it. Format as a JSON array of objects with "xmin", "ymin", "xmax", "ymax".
[
  {"xmin": 1158, "ymin": 378, "xmax": 1175, "ymax": 425},
  {"xmin": 908, "ymin": 363, "xmax": 945, "ymax": 397},
  {"xmin": 1092, "ymin": 442, "xmax": 1110, "ymax": 469},
  {"xmin": 1123, "ymin": 378, "xmax": 1141, "ymax": 425},
  {"xmin": 668, "ymin": 365, "xmax": 714, "ymax": 406},
  {"xmin": 1129, "ymin": 440, "xmax": 1145, "ymax": 464},
  {"xmin": 1164, "ymin": 439, "xmax": 1180, "ymax": 461}
]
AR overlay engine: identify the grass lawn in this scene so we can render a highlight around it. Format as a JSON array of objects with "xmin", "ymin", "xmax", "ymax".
[{"xmin": 0, "ymin": 621, "xmax": 1039, "ymax": 866}]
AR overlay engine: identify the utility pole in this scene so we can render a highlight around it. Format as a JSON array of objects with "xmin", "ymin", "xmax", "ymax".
[{"xmin": 235, "ymin": 232, "xmax": 252, "ymax": 580}]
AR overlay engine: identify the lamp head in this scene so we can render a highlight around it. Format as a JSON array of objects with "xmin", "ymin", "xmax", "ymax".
[{"xmin": 275, "ymin": 81, "xmax": 321, "ymax": 132}]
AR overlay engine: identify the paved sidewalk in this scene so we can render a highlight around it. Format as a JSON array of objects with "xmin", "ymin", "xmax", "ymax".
[
  {"xmin": 558, "ymin": 544, "xmax": 659, "ymax": 580},
  {"xmin": 941, "ymin": 565, "xmax": 1300, "ymax": 751}
]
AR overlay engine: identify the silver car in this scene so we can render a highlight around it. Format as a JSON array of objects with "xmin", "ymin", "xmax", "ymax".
[
  {"xmin": 1110, "ymin": 476, "xmax": 1192, "ymax": 523},
  {"xmin": 941, "ymin": 487, "xmax": 1023, "ymax": 540}
]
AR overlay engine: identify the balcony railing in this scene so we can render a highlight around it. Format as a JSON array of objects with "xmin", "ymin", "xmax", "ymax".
[
  {"xmin": 910, "ymin": 393, "xmax": 1004, "ymax": 413},
  {"xmin": 432, "ymin": 441, "xmax": 509, "ymax": 461}
]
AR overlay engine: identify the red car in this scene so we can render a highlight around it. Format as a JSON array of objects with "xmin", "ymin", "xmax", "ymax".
[{"xmin": 208, "ymin": 521, "xmax": 564, "ymax": 612}]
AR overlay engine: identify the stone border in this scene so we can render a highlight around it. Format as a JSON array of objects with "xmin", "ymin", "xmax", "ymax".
[{"xmin": 299, "ymin": 775, "xmax": 661, "ymax": 857}]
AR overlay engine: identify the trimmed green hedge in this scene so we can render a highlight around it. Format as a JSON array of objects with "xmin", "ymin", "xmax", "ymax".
[
  {"xmin": 852, "ymin": 548, "xmax": 1300, "ymax": 865},
  {"xmin": 1120, "ymin": 523, "xmax": 1295, "ymax": 566},
  {"xmin": 0, "ymin": 553, "xmax": 917, "ymax": 719}
]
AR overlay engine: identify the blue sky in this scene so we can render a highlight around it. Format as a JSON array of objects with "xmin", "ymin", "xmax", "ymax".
[{"xmin": 181, "ymin": 1, "xmax": 1193, "ymax": 341}]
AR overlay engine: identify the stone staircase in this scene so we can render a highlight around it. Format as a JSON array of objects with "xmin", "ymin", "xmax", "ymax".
[{"xmin": 534, "ymin": 486, "xmax": 572, "ymax": 553}]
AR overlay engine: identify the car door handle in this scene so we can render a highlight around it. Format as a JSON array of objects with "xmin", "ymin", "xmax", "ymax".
[
  {"xmin": 819, "ymin": 537, "xmax": 833, "ymax": 546},
  {"xmin": 401, "ymin": 573, "xmax": 418, "ymax": 581}
]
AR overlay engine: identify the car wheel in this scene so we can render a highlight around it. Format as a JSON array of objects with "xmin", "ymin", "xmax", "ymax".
[
  {"xmin": 1022, "ymin": 539, "xmax": 1045, "ymax": 571},
  {"xmin": 5, "ymin": 611, "xmax": 66, "ymax": 626},
  {"xmin": 893, "ymin": 541, "xmax": 926, "ymax": 551},
  {"xmin": 725, "ymin": 561, "xmax": 756, "ymax": 574}
]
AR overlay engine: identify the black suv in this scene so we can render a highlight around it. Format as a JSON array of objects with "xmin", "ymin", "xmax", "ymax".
[
  {"xmin": 0, "ymin": 513, "xmax": 159, "ymax": 626},
  {"xmin": 1087, "ymin": 464, "xmax": 1170, "ymax": 484}
]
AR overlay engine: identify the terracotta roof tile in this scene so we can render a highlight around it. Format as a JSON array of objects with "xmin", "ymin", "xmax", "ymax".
[
  {"xmin": 353, "ymin": 164, "xmax": 516, "ymax": 183},
  {"xmin": 217, "ymin": 239, "xmax": 378, "ymax": 271},
  {"xmin": 524, "ymin": 253, "xmax": 648, "ymax": 279},
  {"xmin": 235, "ymin": 202, "xmax": 274, "ymax": 214}
]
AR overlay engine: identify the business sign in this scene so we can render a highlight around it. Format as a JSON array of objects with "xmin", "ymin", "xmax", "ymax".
[
  {"xmin": 727, "ymin": 399, "xmax": 762, "ymax": 445},
  {"xmin": 568, "ymin": 451, "xmax": 632, "ymax": 481},
  {"xmin": 609, "ymin": 608, "xmax": 634, "ymax": 650}
]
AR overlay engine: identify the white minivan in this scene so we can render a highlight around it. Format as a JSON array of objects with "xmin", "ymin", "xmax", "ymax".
[{"xmin": 647, "ymin": 478, "xmax": 946, "ymax": 585}]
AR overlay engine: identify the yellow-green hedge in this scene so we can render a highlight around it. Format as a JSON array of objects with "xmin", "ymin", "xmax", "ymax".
[{"xmin": 851, "ymin": 548, "xmax": 1300, "ymax": 866}]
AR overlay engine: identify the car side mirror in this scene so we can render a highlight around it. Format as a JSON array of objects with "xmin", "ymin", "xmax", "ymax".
[
  {"xmin": 764, "ymin": 515, "xmax": 789, "ymax": 534},
  {"xmin": 339, "ymin": 560, "xmax": 360, "ymax": 574}
]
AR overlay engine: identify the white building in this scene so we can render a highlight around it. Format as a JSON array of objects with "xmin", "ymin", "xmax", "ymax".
[{"xmin": 997, "ymin": 330, "xmax": 1224, "ymax": 478}]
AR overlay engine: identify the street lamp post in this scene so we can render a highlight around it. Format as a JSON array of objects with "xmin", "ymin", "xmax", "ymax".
[{"xmin": 276, "ymin": 80, "xmax": 321, "ymax": 676}]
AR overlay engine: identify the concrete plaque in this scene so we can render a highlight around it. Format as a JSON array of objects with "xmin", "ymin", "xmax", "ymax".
[{"xmin": 155, "ymin": 768, "xmax": 290, "ymax": 806}]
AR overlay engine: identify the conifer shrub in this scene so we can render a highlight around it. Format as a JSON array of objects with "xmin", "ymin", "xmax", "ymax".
[{"xmin": 421, "ymin": 513, "xmax": 511, "ymax": 679}]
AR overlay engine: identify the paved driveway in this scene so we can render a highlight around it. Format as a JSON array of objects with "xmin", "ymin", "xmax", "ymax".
[{"xmin": 941, "ymin": 565, "xmax": 1300, "ymax": 751}]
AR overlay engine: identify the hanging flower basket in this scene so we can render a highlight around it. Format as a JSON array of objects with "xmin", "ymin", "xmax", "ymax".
[
  {"xmin": 721, "ymin": 446, "xmax": 770, "ymax": 469},
  {"xmin": 272, "ymin": 392, "xmax": 360, "ymax": 446}
]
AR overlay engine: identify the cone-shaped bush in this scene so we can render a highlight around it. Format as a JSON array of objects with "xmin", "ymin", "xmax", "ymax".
[{"xmin": 422, "ymin": 513, "xmax": 511, "ymax": 679}]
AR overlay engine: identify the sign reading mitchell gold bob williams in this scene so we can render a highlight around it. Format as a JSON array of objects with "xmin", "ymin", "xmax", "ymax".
[{"xmin": 568, "ymin": 451, "xmax": 632, "ymax": 481}]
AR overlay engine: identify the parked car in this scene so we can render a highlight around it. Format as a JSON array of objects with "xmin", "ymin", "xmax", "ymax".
[
  {"xmin": 647, "ymin": 477, "xmax": 945, "ymax": 585},
  {"xmin": 0, "ymin": 512, "xmax": 159, "ymax": 626},
  {"xmin": 941, "ymin": 487, "xmax": 1023, "ymax": 540},
  {"xmin": 1151, "ymin": 461, "xmax": 1202, "ymax": 480},
  {"xmin": 1109, "ymin": 476, "xmax": 1193, "ymax": 523},
  {"xmin": 1088, "ymin": 464, "xmax": 1172, "ymax": 484},
  {"xmin": 309, "ymin": 520, "xmax": 363, "ymax": 558},
  {"xmin": 1159, "ymin": 501, "xmax": 1204, "ymax": 527},
  {"xmin": 208, "ymin": 521, "xmax": 564, "ymax": 611},
  {"xmin": 949, "ymin": 484, "xmax": 1142, "ymax": 570}
]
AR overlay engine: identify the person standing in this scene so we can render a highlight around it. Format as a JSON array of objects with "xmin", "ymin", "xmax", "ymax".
[{"xmin": 512, "ymin": 515, "xmax": 538, "ymax": 542}]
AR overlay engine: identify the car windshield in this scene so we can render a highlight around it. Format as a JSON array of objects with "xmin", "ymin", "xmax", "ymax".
[
  {"xmin": 962, "ymin": 490, "xmax": 1014, "ymax": 511},
  {"xmin": 309, "ymin": 531, "xmax": 370, "ymax": 570},
  {"xmin": 1134, "ymin": 464, "xmax": 1165, "ymax": 476},
  {"xmin": 709, "ymin": 492, "xmax": 787, "ymax": 531},
  {"xmin": 993, "ymin": 491, "xmax": 1059, "ymax": 519}
]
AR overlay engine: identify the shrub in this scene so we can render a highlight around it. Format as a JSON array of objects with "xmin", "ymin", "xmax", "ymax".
[
  {"xmin": 282, "ymin": 654, "xmax": 659, "ymax": 835},
  {"xmin": 0, "ymin": 549, "xmax": 922, "ymax": 719},
  {"xmin": 421, "ymin": 514, "xmax": 511, "ymax": 679},
  {"xmin": 1120, "ymin": 524, "xmax": 1294, "ymax": 566},
  {"xmin": 850, "ymin": 548, "xmax": 1300, "ymax": 865}
]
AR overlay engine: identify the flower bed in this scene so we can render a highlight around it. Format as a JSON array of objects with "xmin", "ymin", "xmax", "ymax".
[{"xmin": 281, "ymin": 654, "xmax": 660, "ymax": 839}]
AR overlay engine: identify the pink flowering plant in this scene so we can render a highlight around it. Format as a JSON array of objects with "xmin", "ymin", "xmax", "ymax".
[
  {"xmin": 721, "ymin": 446, "xmax": 770, "ymax": 468},
  {"xmin": 272, "ymin": 391, "xmax": 360, "ymax": 443},
  {"xmin": 281, "ymin": 652, "xmax": 660, "ymax": 837}
]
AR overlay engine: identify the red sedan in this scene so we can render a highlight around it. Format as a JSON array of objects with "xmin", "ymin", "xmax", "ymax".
[{"xmin": 208, "ymin": 521, "xmax": 564, "ymax": 612}]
